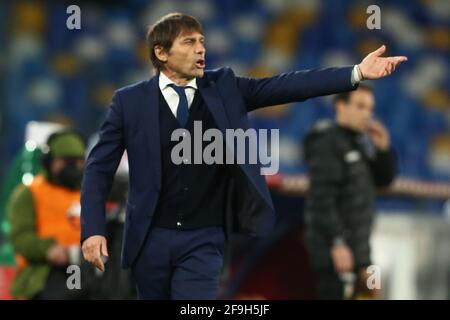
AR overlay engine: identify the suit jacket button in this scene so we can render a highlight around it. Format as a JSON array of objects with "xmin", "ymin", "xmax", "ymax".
[{"xmin": 177, "ymin": 222, "xmax": 182, "ymax": 227}]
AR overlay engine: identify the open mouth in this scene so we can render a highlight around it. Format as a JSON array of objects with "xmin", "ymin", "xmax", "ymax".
[{"xmin": 195, "ymin": 59, "xmax": 205, "ymax": 69}]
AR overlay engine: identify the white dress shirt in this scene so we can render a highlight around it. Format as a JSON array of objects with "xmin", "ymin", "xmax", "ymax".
[
  {"xmin": 351, "ymin": 65, "xmax": 362, "ymax": 85},
  {"xmin": 159, "ymin": 72, "xmax": 197, "ymax": 117}
]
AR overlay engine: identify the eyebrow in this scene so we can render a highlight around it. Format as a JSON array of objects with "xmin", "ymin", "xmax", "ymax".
[{"xmin": 182, "ymin": 36, "xmax": 205, "ymax": 41}]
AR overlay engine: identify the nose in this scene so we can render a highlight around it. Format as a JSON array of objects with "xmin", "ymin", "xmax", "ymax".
[{"xmin": 195, "ymin": 41, "xmax": 205, "ymax": 55}]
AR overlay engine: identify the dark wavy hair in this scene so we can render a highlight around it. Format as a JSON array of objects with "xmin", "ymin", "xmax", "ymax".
[
  {"xmin": 334, "ymin": 83, "xmax": 374, "ymax": 104},
  {"xmin": 146, "ymin": 13, "xmax": 203, "ymax": 71}
]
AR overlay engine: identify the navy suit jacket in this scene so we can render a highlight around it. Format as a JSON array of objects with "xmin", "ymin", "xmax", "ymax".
[{"xmin": 80, "ymin": 66, "xmax": 357, "ymax": 268}]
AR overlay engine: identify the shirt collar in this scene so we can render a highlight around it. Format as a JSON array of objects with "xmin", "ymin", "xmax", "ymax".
[{"xmin": 159, "ymin": 71, "xmax": 197, "ymax": 90}]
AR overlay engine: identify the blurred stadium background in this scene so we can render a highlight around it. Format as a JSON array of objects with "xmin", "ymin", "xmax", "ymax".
[{"xmin": 0, "ymin": 0, "xmax": 449, "ymax": 299}]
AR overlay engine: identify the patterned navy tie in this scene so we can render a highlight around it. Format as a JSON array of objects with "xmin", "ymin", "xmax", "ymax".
[{"xmin": 169, "ymin": 84, "xmax": 189, "ymax": 127}]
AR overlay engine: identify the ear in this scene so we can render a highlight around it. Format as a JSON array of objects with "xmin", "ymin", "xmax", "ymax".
[{"xmin": 154, "ymin": 46, "xmax": 168, "ymax": 63}]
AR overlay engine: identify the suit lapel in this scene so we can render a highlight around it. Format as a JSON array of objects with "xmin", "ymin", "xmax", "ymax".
[
  {"xmin": 141, "ymin": 76, "xmax": 161, "ymax": 188},
  {"xmin": 197, "ymin": 76, "xmax": 231, "ymax": 133}
]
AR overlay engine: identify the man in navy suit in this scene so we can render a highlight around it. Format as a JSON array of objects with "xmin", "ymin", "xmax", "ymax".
[{"xmin": 81, "ymin": 13, "xmax": 407, "ymax": 299}]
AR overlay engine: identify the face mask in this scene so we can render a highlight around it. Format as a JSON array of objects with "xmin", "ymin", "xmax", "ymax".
[{"xmin": 52, "ymin": 161, "xmax": 84, "ymax": 190}]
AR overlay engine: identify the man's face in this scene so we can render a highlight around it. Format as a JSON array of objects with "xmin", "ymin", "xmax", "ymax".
[
  {"xmin": 51, "ymin": 158, "xmax": 85, "ymax": 175},
  {"xmin": 50, "ymin": 157, "xmax": 85, "ymax": 190},
  {"xmin": 337, "ymin": 89, "xmax": 375, "ymax": 132},
  {"xmin": 157, "ymin": 31, "xmax": 206, "ymax": 79}
]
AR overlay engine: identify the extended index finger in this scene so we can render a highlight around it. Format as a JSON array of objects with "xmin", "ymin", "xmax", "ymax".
[{"xmin": 389, "ymin": 56, "xmax": 408, "ymax": 64}]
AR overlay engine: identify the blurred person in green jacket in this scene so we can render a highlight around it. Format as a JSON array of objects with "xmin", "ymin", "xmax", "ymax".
[{"xmin": 7, "ymin": 130, "xmax": 87, "ymax": 299}]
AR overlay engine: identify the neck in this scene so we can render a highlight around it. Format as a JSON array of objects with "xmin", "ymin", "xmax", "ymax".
[
  {"xmin": 160, "ymin": 69, "xmax": 194, "ymax": 86},
  {"xmin": 336, "ymin": 115, "xmax": 347, "ymax": 128}
]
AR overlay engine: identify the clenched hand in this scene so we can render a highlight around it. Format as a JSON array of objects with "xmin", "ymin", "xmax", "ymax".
[
  {"xmin": 331, "ymin": 243, "xmax": 354, "ymax": 274},
  {"xmin": 82, "ymin": 235, "xmax": 108, "ymax": 272},
  {"xmin": 47, "ymin": 244, "xmax": 69, "ymax": 266},
  {"xmin": 368, "ymin": 120, "xmax": 390, "ymax": 151}
]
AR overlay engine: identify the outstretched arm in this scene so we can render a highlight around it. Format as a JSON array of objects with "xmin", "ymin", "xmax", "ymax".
[
  {"xmin": 236, "ymin": 45, "xmax": 407, "ymax": 112},
  {"xmin": 236, "ymin": 66, "xmax": 356, "ymax": 112}
]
